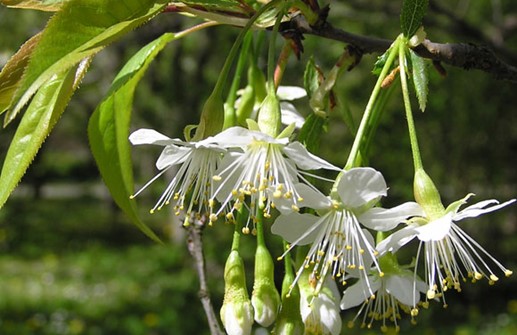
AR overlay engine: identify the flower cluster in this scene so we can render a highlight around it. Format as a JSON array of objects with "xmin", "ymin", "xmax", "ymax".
[{"xmin": 131, "ymin": 124, "xmax": 514, "ymax": 333}]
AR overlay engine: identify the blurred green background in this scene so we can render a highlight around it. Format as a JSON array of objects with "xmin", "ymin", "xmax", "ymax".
[{"xmin": 0, "ymin": 1, "xmax": 516, "ymax": 334}]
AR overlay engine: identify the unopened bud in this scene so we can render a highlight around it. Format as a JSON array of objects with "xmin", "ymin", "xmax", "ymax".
[
  {"xmin": 251, "ymin": 245, "xmax": 280, "ymax": 327},
  {"xmin": 221, "ymin": 250, "xmax": 254, "ymax": 335}
]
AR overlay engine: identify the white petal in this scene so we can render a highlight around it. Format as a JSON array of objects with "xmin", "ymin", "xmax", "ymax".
[
  {"xmin": 385, "ymin": 274, "xmax": 418, "ymax": 306},
  {"xmin": 454, "ymin": 198, "xmax": 516, "ymax": 221},
  {"xmin": 283, "ymin": 142, "xmax": 340, "ymax": 171},
  {"xmin": 280, "ymin": 102, "xmax": 305, "ymax": 128},
  {"xmin": 211, "ymin": 126, "xmax": 255, "ymax": 148},
  {"xmin": 271, "ymin": 212, "xmax": 320, "ymax": 245},
  {"xmin": 359, "ymin": 202, "xmax": 425, "ymax": 231},
  {"xmin": 340, "ymin": 277, "xmax": 380, "ymax": 309},
  {"xmin": 415, "ymin": 213, "xmax": 453, "ymax": 242},
  {"xmin": 155, "ymin": 145, "xmax": 192, "ymax": 170},
  {"xmin": 129, "ymin": 128, "xmax": 177, "ymax": 146},
  {"xmin": 337, "ymin": 167, "xmax": 387, "ymax": 209},
  {"xmin": 376, "ymin": 227, "xmax": 417, "ymax": 254},
  {"xmin": 293, "ymin": 183, "xmax": 332, "ymax": 210},
  {"xmin": 277, "ymin": 86, "xmax": 307, "ymax": 100}
]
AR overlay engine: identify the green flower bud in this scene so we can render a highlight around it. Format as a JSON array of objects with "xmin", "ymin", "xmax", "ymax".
[
  {"xmin": 236, "ymin": 84, "xmax": 256, "ymax": 126},
  {"xmin": 251, "ymin": 245, "xmax": 281, "ymax": 327},
  {"xmin": 413, "ymin": 168, "xmax": 445, "ymax": 220},
  {"xmin": 221, "ymin": 250, "xmax": 254, "ymax": 335},
  {"xmin": 257, "ymin": 87, "xmax": 281, "ymax": 137},
  {"xmin": 273, "ymin": 263, "xmax": 304, "ymax": 335}
]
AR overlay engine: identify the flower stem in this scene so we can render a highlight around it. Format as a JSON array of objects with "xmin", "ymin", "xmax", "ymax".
[
  {"xmin": 214, "ymin": 0, "xmax": 283, "ymax": 97},
  {"xmin": 231, "ymin": 209, "xmax": 245, "ymax": 252},
  {"xmin": 398, "ymin": 39, "xmax": 424, "ymax": 171},
  {"xmin": 267, "ymin": 4, "xmax": 287, "ymax": 93},
  {"xmin": 224, "ymin": 31, "xmax": 253, "ymax": 129},
  {"xmin": 345, "ymin": 37, "xmax": 401, "ymax": 170}
]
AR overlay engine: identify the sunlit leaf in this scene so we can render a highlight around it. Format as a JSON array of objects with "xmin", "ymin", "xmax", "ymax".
[
  {"xmin": 1, "ymin": 0, "xmax": 65, "ymax": 11},
  {"xmin": 6, "ymin": 0, "xmax": 168, "ymax": 125},
  {"xmin": 410, "ymin": 49, "xmax": 428, "ymax": 111},
  {"xmin": 88, "ymin": 33, "xmax": 180, "ymax": 243},
  {"xmin": 0, "ymin": 32, "xmax": 42, "ymax": 114},
  {"xmin": 400, "ymin": 0, "xmax": 428, "ymax": 37},
  {"xmin": 0, "ymin": 58, "xmax": 90, "ymax": 210}
]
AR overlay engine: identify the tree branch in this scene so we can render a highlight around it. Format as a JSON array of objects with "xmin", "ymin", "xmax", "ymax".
[
  {"xmin": 289, "ymin": 14, "xmax": 517, "ymax": 82},
  {"xmin": 185, "ymin": 215, "xmax": 224, "ymax": 335}
]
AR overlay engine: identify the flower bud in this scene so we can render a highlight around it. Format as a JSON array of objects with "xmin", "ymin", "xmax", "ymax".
[
  {"xmin": 413, "ymin": 168, "xmax": 445, "ymax": 220},
  {"xmin": 257, "ymin": 87, "xmax": 281, "ymax": 137},
  {"xmin": 221, "ymin": 250, "xmax": 254, "ymax": 335},
  {"xmin": 251, "ymin": 245, "xmax": 280, "ymax": 327},
  {"xmin": 273, "ymin": 262, "xmax": 304, "ymax": 335}
]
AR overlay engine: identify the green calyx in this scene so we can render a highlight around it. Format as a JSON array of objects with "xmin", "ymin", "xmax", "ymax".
[
  {"xmin": 413, "ymin": 168, "xmax": 445, "ymax": 220},
  {"xmin": 192, "ymin": 92, "xmax": 225, "ymax": 141},
  {"xmin": 257, "ymin": 85, "xmax": 282, "ymax": 137}
]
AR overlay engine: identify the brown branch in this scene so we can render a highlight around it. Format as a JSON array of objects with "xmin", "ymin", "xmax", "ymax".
[
  {"xmin": 289, "ymin": 14, "xmax": 517, "ymax": 82},
  {"xmin": 185, "ymin": 214, "xmax": 224, "ymax": 335}
]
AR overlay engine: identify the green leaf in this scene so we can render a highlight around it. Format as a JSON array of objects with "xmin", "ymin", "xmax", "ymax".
[
  {"xmin": 1, "ymin": 0, "xmax": 65, "ymax": 11},
  {"xmin": 372, "ymin": 47, "xmax": 391, "ymax": 76},
  {"xmin": 6, "ymin": 0, "xmax": 167, "ymax": 125},
  {"xmin": 88, "ymin": 33, "xmax": 179, "ymax": 243},
  {"xmin": 0, "ymin": 58, "xmax": 89, "ymax": 210},
  {"xmin": 303, "ymin": 57, "xmax": 321, "ymax": 99},
  {"xmin": 410, "ymin": 49, "xmax": 428, "ymax": 111},
  {"xmin": 400, "ymin": 0, "xmax": 428, "ymax": 37},
  {"xmin": 298, "ymin": 113, "xmax": 327, "ymax": 154},
  {"xmin": 0, "ymin": 32, "xmax": 42, "ymax": 114}
]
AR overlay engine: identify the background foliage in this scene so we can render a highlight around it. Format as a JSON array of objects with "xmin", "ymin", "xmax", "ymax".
[{"xmin": 0, "ymin": 1, "xmax": 516, "ymax": 334}]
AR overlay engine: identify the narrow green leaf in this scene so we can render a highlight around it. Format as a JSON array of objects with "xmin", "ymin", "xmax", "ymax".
[
  {"xmin": 298, "ymin": 113, "xmax": 327, "ymax": 154},
  {"xmin": 410, "ymin": 49, "xmax": 428, "ymax": 111},
  {"xmin": 6, "ymin": 0, "xmax": 167, "ymax": 125},
  {"xmin": 0, "ymin": 32, "xmax": 42, "ymax": 114},
  {"xmin": 400, "ymin": 0, "xmax": 428, "ymax": 37},
  {"xmin": 1, "ymin": 0, "xmax": 65, "ymax": 11},
  {"xmin": 303, "ymin": 57, "xmax": 321, "ymax": 99},
  {"xmin": 88, "ymin": 33, "xmax": 178, "ymax": 243},
  {"xmin": 0, "ymin": 58, "xmax": 89, "ymax": 209}
]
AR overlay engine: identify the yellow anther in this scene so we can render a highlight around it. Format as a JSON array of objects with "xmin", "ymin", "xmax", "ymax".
[
  {"xmin": 474, "ymin": 272, "xmax": 483, "ymax": 280},
  {"xmin": 242, "ymin": 227, "xmax": 250, "ymax": 234},
  {"xmin": 150, "ymin": 209, "xmax": 155, "ymax": 214},
  {"xmin": 490, "ymin": 274, "xmax": 499, "ymax": 282},
  {"xmin": 426, "ymin": 289, "xmax": 436, "ymax": 300},
  {"xmin": 273, "ymin": 190, "xmax": 282, "ymax": 198},
  {"xmin": 209, "ymin": 213, "xmax": 218, "ymax": 222},
  {"xmin": 208, "ymin": 199, "xmax": 215, "ymax": 207},
  {"xmin": 129, "ymin": 195, "xmax": 135, "ymax": 199},
  {"xmin": 291, "ymin": 205, "xmax": 300, "ymax": 212},
  {"xmin": 379, "ymin": 271, "xmax": 385, "ymax": 277},
  {"xmin": 410, "ymin": 308, "xmax": 419, "ymax": 317},
  {"xmin": 212, "ymin": 175, "xmax": 222, "ymax": 181},
  {"xmin": 505, "ymin": 270, "xmax": 513, "ymax": 277}
]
